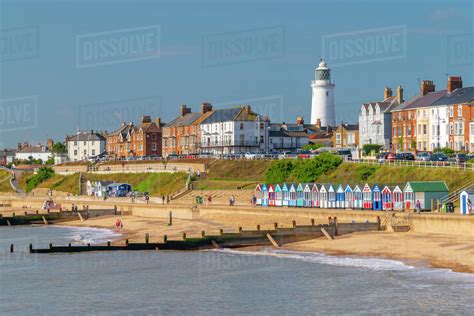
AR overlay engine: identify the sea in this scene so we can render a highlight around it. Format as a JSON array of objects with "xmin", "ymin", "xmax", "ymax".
[{"xmin": 1, "ymin": 226, "xmax": 474, "ymax": 315}]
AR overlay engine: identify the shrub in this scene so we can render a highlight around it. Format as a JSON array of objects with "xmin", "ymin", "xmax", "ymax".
[
  {"xmin": 265, "ymin": 152, "xmax": 342, "ymax": 183},
  {"xmin": 434, "ymin": 147, "xmax": 455, "ymax": 155},
  {"xmin": 25, "ymin": 167, "xmax": 54, "ymax": 192},
  {"xmin": 302, "ymin": 143, "xmax": 325, "ymax": 151},
  {"xmin": 362, "ymin": 144, "xmax": 383, "ymax": 155}
]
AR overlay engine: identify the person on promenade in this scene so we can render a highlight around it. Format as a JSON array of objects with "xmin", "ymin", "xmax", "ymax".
[
  {"xmin": 207, "ymin": 195, "xmax": 212, "ymax": 205},
  {"xmin": 162, "ymin": 195, "xmax": 165, "ymax": 205},
  {"xmin": 416, "ymin": 200, "xmax": 421, "ymax": 214}
]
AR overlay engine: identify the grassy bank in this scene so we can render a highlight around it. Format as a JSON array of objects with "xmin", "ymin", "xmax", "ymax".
[
  {"xmin": 0, "ymin": 170, "xmax": 13, "ymax": 192},
  {"xmin": 194, "ymin": 160, "xmax": 272, "ymax": 190},
  {"xmin": 317, "ymin": 163, "xmax": 474, "ymax": 190}
]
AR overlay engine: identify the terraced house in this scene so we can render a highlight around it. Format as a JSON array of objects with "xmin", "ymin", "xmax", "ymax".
[
  {"xmin": 105, "ymin": 116, "xmax": 164, "ymax": 158},
  {"xmin": 199, "ymin": 105, "xmax": 270, "ymax": 155},
  {"xmin": 161, "ymin": 104, "xmax": 213, "ymax": 157}
]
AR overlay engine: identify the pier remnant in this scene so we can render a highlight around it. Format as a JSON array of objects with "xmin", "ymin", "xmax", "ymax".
[
  {"xmin": 42, "ymin": 216, "xmax": 48, "ymax": 225},
  {"xmin": 78, "ymin": 212, "xmax": 84, "ymax": 222},
  {"xmin": 266, "ymin": 233, "xmax": 280, "ymax": 248},
  {"xmin": 168, "ymin": 211, "xmax": 172, "ymax": 226},
  {"xmin": 211, "ymin": 240, "xmax": 220, "ymax": 249}
]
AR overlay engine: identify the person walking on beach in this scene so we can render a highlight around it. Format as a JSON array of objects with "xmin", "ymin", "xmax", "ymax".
[
  {"xmin": 162, "ymin": 195, "xmax": 165, "ymax": 205},
  {"xmin": 252, "ymin": 195, "xmax": 257, "ymax": 207},
  {"xmin": 115, "ymin": 219, "xmax": 121, "ymax": 231},
  {"xmin": 416, "ymin": 200, "xmax": 421, "ymax": 214},
  {"xmin": 229, "ymin": 195, "xmax": 235, "ymax": 206},
  {"xmin": 207, "ymin": 195, "xmax": 212, "ymax": 205}
]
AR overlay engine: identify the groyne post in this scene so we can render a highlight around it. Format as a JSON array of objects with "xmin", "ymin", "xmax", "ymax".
[
  {"xmin": 257, "ymin": 224, "xmax": 260, "ymax": 231},
  {"xmin": 168, "ymin": 211, "xmax": 172, "ymax": 226},
  {"xmin": 219, "ymin": 229, "xmax": 223, "ymax": 236},
  {"xmin": 125, "ymin": 239, "xmax": 129, "ymax": 246},
  {"xmin": 238, "ymin": 227, "xmax": 242, "ymax": 234},
  {"xmin": 274, "ymin": 222, "xmax": 278, "ymax": 230},
  {"xmin": 334, "ymin": 217, "xmax": 338, "ymax": 236},
  {"xmin": 163, "ymin": 235, "xmax": 168, "ymax": 243},
  {"xmin": 49, "ymin": 243, "xmax": 52, "ymax": 250},
  {"xmin": 182, "ymin": 233, "xmax": 186, "ymax": 240},
  {"xmin": 10, "ymin": 244, "xmax": 13, "ymax": 253},
  {"xmin": 145, "ymin": 233, "xmax": 149, "ymax": 244},
  {"xmin": 29, "ymin": 244, "xmax": 32, "ymax": 253},
  {"xmin": 377, "ymin": 216, "xmax": 381, "ymax": 231},
  {"xmin": 201, "ymin": 231, "xmax": 206, "ymax": 238},
  {"xmin": 292, "ymin": 220, "xmax": 296, "ymax": 228},
  {"xmin": 311, "ymin": 218, "xmax": 315, "ymax": 226},
  {"xmin": 107, "ymin": 241, "xmax": 111, "ymax": 247}
]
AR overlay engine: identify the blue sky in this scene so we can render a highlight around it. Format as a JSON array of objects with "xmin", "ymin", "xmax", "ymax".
[{"xmin": 0, "ymin": 0, "xmax": 472, "ymax": 148}]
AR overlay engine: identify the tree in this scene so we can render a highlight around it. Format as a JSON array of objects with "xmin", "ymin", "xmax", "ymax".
[
  {"xmin": 362, "ymin": 144, "xmax": 383, "ymax": 156},
  {"xmin": 52, "ymin": 142, "xmax": 66, "ymax": 154}
]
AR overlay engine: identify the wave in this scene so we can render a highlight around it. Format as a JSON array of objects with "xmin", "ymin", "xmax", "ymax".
[
  {"xmin": 207, "ymin": 248, "xmax": 415, "ymax": 271},
  {"xmin": 56, "ymin": 226, "xmax": 122, "ymax": 245}
]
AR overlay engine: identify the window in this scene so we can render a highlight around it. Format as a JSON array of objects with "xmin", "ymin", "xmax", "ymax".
[
  {"xmin": 260, "ymin": 123, "xmax": 264, "ymax": 129},
  {"xmin": 336, "ymin": 133, "xmax": 342, "ymax": 144},
  {"xmin": 423, "ymin": 124, "xmax": 427, "ymax": 135},
  {"xmin": 260, "ymin": 136, "xmax": 264, "ymax": 143},
  {"xmin": 407, "ymin": 125, "xmax": 411, "ymax": 136},
  {"xmin": 74, "ymin": 150, "xmax": 77, "ymax": 155},
  {"xmin": 92, "ymin": 149, "xmax": 95, "ymax": 156},
  {"xmin": 450, "ymin": 123, "xmax": 454, "ymax": 135},
  {"xmin": 449, "ymin": 107, "xmax": 454, "ymax": 117},
  {"xmin": 151, "ymin": 143, "xmax": 157, "ymax": 151},
  {"xmin": 346, "ymin": 133, "xmax": 355, "ymax": 145},
  {"xmin": 74, "ymin": 141, "xmax": 77, "ymax": 146},
  {"xmin": 240, "ymin": 123, "xmax": 244, "ymax": 130},
  {"xmin": 458, "ymin": 105, "xmax": 462, "ymax": 117}
]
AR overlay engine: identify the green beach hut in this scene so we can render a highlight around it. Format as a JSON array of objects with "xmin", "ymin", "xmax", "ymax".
[{"xmin": 404, "ymin": 181, "xmax": 449, "ymax": 211}]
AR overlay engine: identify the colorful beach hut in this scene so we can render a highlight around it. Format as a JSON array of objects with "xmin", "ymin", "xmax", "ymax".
[
  {"xmin": 328, "ymin": 184, "xmax": 336, "ymax": 209},
  {"xmin": 303, "ymin": 184, "xmax": 312, "ymax": 207},
  {"xmin": 460, "ymin": 189, "xmax": 474, "ymax": 215},
  {"xmin": 336, "ymin": 184, "xmax": 345, "ymax": 209},
  {"xmin": 255, "ymin": 184, "xmax": 262, "ymax": 206},
  {"xmin": 261, "ymin": 183, "xmax": 269, "ymax": 207},
  {"xmin": 296, "ymin": 183, "xmax": 305, "ymax": 207},
  {"xmin": 362, "ymin": 183, "xmax": 373, "ymax": 210},
  {"xmin": 405, "ymin": 181, "xmax": 449, "ymax": 211},
  {"xmin": 319, "ymin": 184, "xmax": 328, "ymax": 209},
  {"xmin": 282, "ymin": 183, "xmax": 289, "ymax": 207},
  {"xmin": 381, "ymin": 186, "xmax": 393, "ymax": 211},
  {"xmin": 311, "ymin": 184, "xmax": 320, "ymax": 208},
  {"xmin": 393, "ymin": 186, "xmax": 404, "ymax": 210},
  {"xmin": 275, "ymin": 184, "xmax": 282, "ymax": 207},
  {"xmin": 268, "ymin": 184, "xmax": 276, "ymax": 207},
  {"xmin": 289, "ymin": 183, "xmax": 297, "ymax": 207},
  {"xmin": 344, "ymin": 185, "xmax": 353, "ymax": 209},
  {"xmin": 353, "ymin": 185, "xmax": 363, "ymax": 209},
  {"xmin": 403, "ymin": 183, "xmax": 415, "ymax": 210},
  {"xmin": 372, "ymin": 184, "xmax": 382, "ymax": 210}
]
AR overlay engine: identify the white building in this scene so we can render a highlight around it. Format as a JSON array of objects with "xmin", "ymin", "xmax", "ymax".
[
  {"xmin": 428, "ymin": 106, "xmax": 449, "ymax": 151},
  {"xmin": 358, "ymin": 87, "xmax": 400, "ymax": 149},
  {"xmin": 311, "ymin": 59, "xmax": 335, "ymax": 127},
  {"xmin": 199, "ymin": 105, "xmax": 270, "ymax": 154},
  {"xmin": 268, "ymin": 118, "xmax": 310, "ymax": 152},
  {"xmin": 15, "ymin": 146, "xmax": 52, "ymax": 162},
  {"xmin": 66, "ymin": 131, "xmax": 106, "ymax": 162}
]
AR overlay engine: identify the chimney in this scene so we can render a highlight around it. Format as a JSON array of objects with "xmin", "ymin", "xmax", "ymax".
[
  {"xmin": 244, "ymin": 105, "xmax": 251, "ymax": 114},
  {"xmin": 155, "ymin": 117, "xmax": 162, "ymax": 127},
  {"xmin": 384, "ymin": 87, "xmax": 393, "ymax": 99},
  {"xmin": 121, "ymin": 122, "xmax": 126, "ymax": 127},
  {"xmin": 296, "ymin": 116, "xmax": 304, "ymax": 125},
  {"xmin": 200, "ymin": 102, "xmax": 213, "ymax": 114},
  {"xmin": 396, "ymin": 85, "xmax": 404, "ymax": 104},
  {"xmin": 421, "ymin": 80, "xmax": 435, "ymax": 96},
  {"xmin": 180, "ymin": 104, "xmax": 191, "ymax": 117},
  {"xmin": 447, "ymin": 76, "xmax": 463, "ymax": 93},
  {"xmin": 315, "ymin": 118, "xmax": 321, "ymax": 129},
  {"xmin": 47, "ymin": 139, "xmax": 54, "ymax": 150},
  {"xmin": 141, "ymin": 115, "xmax": 151, "ymax": 124}
]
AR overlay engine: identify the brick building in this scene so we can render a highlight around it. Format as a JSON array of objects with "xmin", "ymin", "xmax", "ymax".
[{"xmin": 106, "ymin": 116, "xmax": 164, "ymax": 158}]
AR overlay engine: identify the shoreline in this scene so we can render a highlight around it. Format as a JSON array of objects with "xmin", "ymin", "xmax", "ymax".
[{"xmin": 51, "ymin": 214, "xmax": 474, "ymax": 274}]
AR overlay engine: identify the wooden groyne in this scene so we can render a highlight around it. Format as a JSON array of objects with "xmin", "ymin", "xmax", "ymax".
[
  {"xmin": 27, "ymin": 217, "xmax": 381, "ymax": 254},
  {"xmin": 0, "ymin": 207, "xmax": 121, "ymax": 226}
]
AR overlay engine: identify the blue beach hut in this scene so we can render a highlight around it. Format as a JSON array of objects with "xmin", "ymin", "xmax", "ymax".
[
  {"xmin": 282, "ymin": 183, "xmax": 289, "ymax": 207},
  {"xmin": 372, "ymin": 184, "xmax": 382, "ymax": 210},
  {"xmin": 261, "ymin": 183, "xmax": 269, "ymax": 207},
  {"xmin": 344, "ymin": 185, "xmax": 353, "ymax": 209},
  {"xmin": 353, "ymin": 185, "xmax": 363, "ymax": 209},
  {"xmin": 289, "ymin": 183, "xmax": 297, "ymax": 207},
  {"xmin": 460, "ymin": 190, "xmax": 474, "ymax": 215},
  {"xmin": 336, "ymin": 184, "xmax": 345, "ymax": 209}
]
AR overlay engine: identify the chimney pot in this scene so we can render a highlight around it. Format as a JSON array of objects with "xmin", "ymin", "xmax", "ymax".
[
  {"xmin": 180, "ymin": 105, "xmax": 191, "ymax": 117},
  {"xmin": 396, "ymin": 85, "xmax": 404, "ymax": 104},
  {"xmin": 384, "ymin": 87, "xmax": 393, "ymax": 99},
  {"xmin": 200, "ymin": 103, "xmax": 213, "ymax": 114},
  {"xmin": 421, "ymin": 80, "xmax": 435, "ymax": 96},
  {"xmin": 447, "ymin": 76, "xmax": 463, "ymax": 93}
]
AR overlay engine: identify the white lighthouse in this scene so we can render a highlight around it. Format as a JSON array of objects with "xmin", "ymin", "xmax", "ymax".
[{"xmin": 311, "ymin": 59, "xmax": 335, "ymax": 127}]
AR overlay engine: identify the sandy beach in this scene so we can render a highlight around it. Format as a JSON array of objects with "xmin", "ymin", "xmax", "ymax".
[{"xmin": 55, "ymin": 212, "xmax": 474, "ymax": 274}]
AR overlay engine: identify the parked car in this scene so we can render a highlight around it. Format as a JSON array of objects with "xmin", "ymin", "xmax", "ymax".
[
  {"xmin": 429, "ymin": 153, "xmax": 448, "ymax": 161},
  {"xmin": 448, "ymin": 153, "xmax": 467, "ymax": 163},
  {"xmin": 337, "ymin": 149, "xmax": 352, "ymax": 161},
  {"xmin": 376, "ymin": 152, "xmax": 389, "ymax": 163},
  {"xmin": 387, "ymin": 152, "xmax": 396, "ymax": 162},
  {"xmin": 415, "ymin": 152, "xmax": 431, "ymax": 161},
  {"xmin": 244, "ymin": 152, "xmax": 256, "ymax": 159},
  {"xmin": 395, "ymin": 152, "xmax": 415, "ymax": 161}
]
